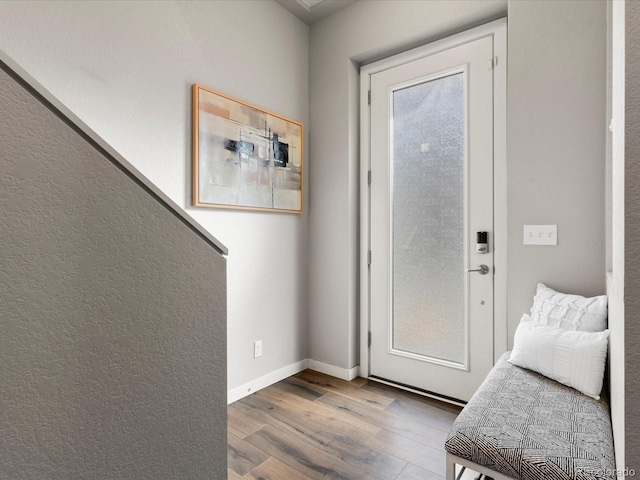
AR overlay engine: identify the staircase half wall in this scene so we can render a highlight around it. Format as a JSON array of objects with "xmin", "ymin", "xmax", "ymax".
[{"xmin": 0, "ymin": 56, "xmax": 227, "ymax": 479}]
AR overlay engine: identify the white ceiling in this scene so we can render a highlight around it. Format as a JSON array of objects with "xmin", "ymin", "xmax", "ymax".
[{"xmin": 275, "ymin": 0, "xmax": 359, "ymax": 25}]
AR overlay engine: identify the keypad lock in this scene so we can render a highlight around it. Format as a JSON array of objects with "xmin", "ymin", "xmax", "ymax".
[{"xmin": 476, "ymin": 231, "xmax": 488, "ymax": 254}]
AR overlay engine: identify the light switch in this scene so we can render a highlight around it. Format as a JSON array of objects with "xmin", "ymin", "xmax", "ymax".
[{"xmin": 523, "ymin": 225, "xmax": 557, "ymax": 245}]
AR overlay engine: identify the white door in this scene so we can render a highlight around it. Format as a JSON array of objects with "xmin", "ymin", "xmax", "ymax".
[{"xmin": 367, "ymin": 32, "xmax": 497, "ymax": 403}]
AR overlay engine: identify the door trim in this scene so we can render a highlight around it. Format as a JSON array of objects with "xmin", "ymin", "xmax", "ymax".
[{"xmin": 359, "ymin": 18, "xmax": 507, "ymax": 380}]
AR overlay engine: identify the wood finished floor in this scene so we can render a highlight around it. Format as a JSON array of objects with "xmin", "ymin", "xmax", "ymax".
[{"xmin": 227, "ymin": 370, "xmax": 464, "ymax": 480}]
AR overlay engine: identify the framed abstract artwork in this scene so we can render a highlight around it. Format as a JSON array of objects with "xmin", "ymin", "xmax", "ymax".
[{"xmin": 192, "ymin": 84, "xmax": 304, "ymax": 213}]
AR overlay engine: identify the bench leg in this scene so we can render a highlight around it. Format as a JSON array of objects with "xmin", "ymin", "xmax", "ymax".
[{"xmin": 446, "ymin": 453, "xmax": 456, "ymax": 480}]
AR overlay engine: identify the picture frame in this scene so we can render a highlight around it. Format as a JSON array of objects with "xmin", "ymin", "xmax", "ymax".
[{"xmin": 192, "ymin": 84, "xmax": 304, "ymax": 213}]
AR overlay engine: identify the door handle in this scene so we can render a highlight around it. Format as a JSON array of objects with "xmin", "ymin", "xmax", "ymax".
[{"xmin": 466, "ymin": 264, "xmax": 489, "ymax": 275}]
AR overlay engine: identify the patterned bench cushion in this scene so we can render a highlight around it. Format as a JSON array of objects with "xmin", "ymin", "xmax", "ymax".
[{"xmin": 445, "ymin": 352, "xmax": 615, "ymax": 480}]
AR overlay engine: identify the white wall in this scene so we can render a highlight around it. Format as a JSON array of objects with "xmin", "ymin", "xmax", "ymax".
[
  {"xmin": 610, "ymin": 0, "xmax": 640, "ymax": 469},
  {"xmin": 609, "ymin": 0, "xmax": 625, "ymax": 470},
  {"xmin": 0, "ymin": 0, "xmax": 309, "ymax": 393},
  {"xmin": 308, "ymin": 0, "xmax": 508, "ymax": 371},
  {"xmin": 507, "ymin": 0, "xmax": 607, "ymax": 340}
]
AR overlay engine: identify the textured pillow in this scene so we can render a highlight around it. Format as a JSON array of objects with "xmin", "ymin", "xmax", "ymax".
[
  {"xmin": 509, "ymin": 314, "xmax": 609, "ymax": 399},
  {"xmin": 530, "ymin": 283, "xmax": 608, "ymax": 332}
]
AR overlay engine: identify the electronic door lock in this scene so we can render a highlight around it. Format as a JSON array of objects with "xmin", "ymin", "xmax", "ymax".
[{"xmin": 476, "ymin": 231, "xmax": 488, "ymax": 254}]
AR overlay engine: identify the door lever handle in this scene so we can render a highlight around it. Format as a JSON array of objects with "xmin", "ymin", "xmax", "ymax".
[{"xmin": 466, "ymin": 264, "xmax": 490, "ymax": 275}]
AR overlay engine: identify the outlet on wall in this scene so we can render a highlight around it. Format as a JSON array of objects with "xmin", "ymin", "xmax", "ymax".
[{"xmin": 254, "ymin": 340, "xmax": 263, "ymax": 358}]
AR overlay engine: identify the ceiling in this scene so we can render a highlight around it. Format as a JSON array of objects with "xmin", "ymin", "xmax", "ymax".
[{"xmin": 275, "ymin": 0, "xmax": 359, "ymax": 25}]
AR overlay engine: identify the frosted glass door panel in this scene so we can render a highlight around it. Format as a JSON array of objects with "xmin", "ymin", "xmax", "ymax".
[
  {"xmin": 368, "ymin": 29, "xmax": 497, "ymax": 401},
  {"xmin": 391, "ymin": 72, "xmax": 465, "ymax": 365}
]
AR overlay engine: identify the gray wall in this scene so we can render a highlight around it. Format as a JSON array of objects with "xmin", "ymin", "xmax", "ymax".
[
  {"xmin": 507, "ymin": 0, "xmax": 606, "ymax": 340},
  {"xmin": 0, "ymin": 0, "xmax": 309, "ymax": 394},
  {"xmin": 308, "ymin": 0, "xmax": 508, "ymax": 371},
  {"xmin": 0, "ymin": 0, "xmax": 613, "ymax": 434},
  {"xmin": 308, "ymin": 0, "xmax": 606, "ymax": 369},
  {"xmin": 625, "ymin": 0, "xmax": 640, "ymax": 469},
  {"xmin": 0, "ymin": 62, "xmax": 227, "ymax": 479}
]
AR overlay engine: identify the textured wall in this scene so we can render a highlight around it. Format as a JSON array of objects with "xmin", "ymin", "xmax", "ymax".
[
  {"xmin": 0, "ymin": 63, "xmax": 227, "ymax": 479},
  {"xmin": 626, "ymin": 0, "xmax": 640, "ymax": 470},
  {"xmin": 0, "ymin": 0, "xmax": 309, "ymax": 394},
  {"xmin": 507, "ymin": 0, "xmax": 606, "ymax": 340}
]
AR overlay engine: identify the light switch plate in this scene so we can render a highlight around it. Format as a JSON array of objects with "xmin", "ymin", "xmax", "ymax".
[{"xmin": 523, "ymin": 225, "xmax": 557, "ymax": 245}]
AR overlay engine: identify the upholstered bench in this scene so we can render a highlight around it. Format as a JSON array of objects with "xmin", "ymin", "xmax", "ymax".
[{"xmin": 445, "ymin": 352, "xmax": 616, "ymax": 480}]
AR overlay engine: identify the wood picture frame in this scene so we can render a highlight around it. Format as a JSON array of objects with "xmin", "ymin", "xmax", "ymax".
[{"xmin": 192, "ymin": 84, "xmax": 304, "ymax": 213}]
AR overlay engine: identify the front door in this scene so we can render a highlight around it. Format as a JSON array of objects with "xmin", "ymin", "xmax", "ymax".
[{"xmin": 367, "ymin": 30, "xmax": 498, "ymax": 402}]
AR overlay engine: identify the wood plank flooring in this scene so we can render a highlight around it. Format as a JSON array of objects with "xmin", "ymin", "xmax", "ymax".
[{"xmin": 228, "ymin": 370, "xmax": 464, "ymax": 480}]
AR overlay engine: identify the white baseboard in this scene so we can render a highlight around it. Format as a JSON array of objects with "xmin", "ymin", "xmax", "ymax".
[
  {"xmin": 307, "ymin": 359, "xmax": 360, "ymax": 381},
  {"xmin": 227, "ymin": 359, "xmax": 361, "ymax": 404},
  {"xmin": 227, "ymin": 359, "xmax": 308, "ymax": 404}
]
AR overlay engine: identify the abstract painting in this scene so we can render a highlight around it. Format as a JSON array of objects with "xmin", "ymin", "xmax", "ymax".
[{"xmin": 192, "ymin": 84, "xmax": 303, "ymax": 213}]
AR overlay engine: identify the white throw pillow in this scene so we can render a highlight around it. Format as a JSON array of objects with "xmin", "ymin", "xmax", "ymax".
[
  {"xmin": 509, "ymin": 314, "xmax": 609, "ymax": 399},
  {"xmin": 530, "ymin": 283, "xmax": 608, "ymax": 332}
]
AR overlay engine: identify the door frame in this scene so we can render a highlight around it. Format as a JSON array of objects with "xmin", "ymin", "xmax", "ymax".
[{"xmin": 359, "ymin": 18, "xmax": 507, "ymax": 383}]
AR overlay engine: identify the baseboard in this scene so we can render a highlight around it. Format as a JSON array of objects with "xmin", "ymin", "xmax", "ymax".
[
  {"xmin": 227, "ymin": 359, "xmax": 308, "ymax": 404},
  {"xmin": 307, "ymin": 359, "xmax": 360, "ymax": 381},
  {"xmin": 227, "ymin": 359, "xmax": 361, "ymax": 404}
]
